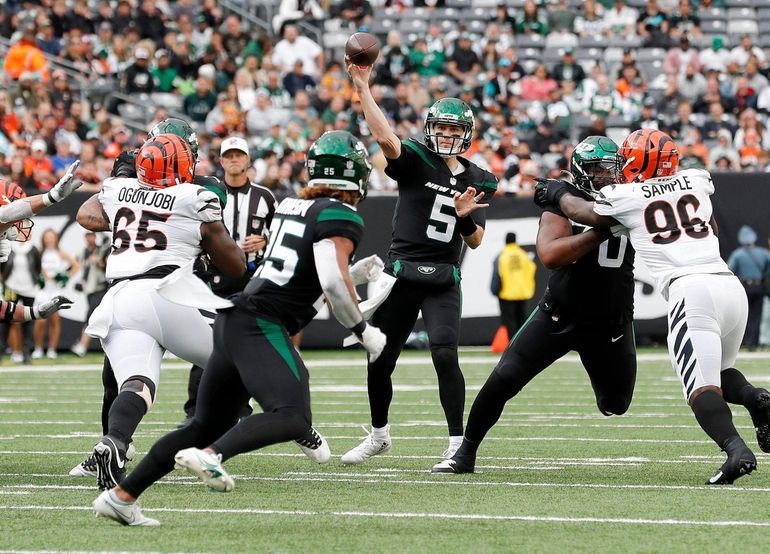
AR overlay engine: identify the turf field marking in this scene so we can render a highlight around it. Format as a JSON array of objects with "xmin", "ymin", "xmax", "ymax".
[{"xmin": 1, "ymin": 504, "xmax": 769, "ymax": 527}]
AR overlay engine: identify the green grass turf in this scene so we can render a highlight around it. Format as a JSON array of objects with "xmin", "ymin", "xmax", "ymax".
[{"xmin": 1, "ymin": 348, "xmax": 769, "ymax": 553}]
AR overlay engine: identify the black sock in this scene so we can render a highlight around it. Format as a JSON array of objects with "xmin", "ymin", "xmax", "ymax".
[
  {"xmin": 721, "ymin": 367, "xmax": 757, "ymax": 406},
  {"xmin": 211, "ymin": 411, "xmax": 308, "ymax": 461},
  {"xmin": 432, "ymin": 347, "xmax": 465, "ymax": 437},
  {"xmin": 691, "ymin": 390, "xmax": 739, "ymax": 449},
  {"xmin": 455, "ymin": 437, "xmax": 480, "ymax": 459},
  {"xmin": 107, "ymin": 392, "xmax": 147, "ymax": 445},
  {"xmin": 101, "ymin": 357, "xmax": 118, "ymax": 436},
  {"xmin": 464, "ymin": 370, "xmax": 518, "ymax": 444}
]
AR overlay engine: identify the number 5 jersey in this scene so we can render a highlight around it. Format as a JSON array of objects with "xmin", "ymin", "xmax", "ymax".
[
  {"xmin": 98, "ymin": 177, "xmax": 222, "ymax": 281},
  {"xmin": 593, "ymin": 168, "xmax": 728, "ymax": 300}
]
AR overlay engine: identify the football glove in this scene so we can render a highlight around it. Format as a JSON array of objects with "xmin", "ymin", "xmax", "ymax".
[
  {"xmin": 47, "ymin": 160, "xmax": 82, "ymax": 204},
  {"xmin": 534, "ymin": 178, "xmax": 571, "ymax": 209},
  {"xmin": 349, "ymin": 254, "xmax": 384, "ymax": 286},
  {"xmin": 111, "ymin": 149, "xmax": 138, "ymax": 178},
  {"xmin": 357, "ymin": 323, "xmax": 387, "ymax": 362},
  {"xmin": 34, "ymin": 296, "xmax": 73, "ymax": 319},
  {"xmin": 0, "ymin": 238, "xmax": 11, "ymax": 263}
]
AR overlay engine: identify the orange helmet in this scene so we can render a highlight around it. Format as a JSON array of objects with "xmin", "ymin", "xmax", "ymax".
[
  {"xmin": 619, "ymin": 129, "xmax": 680, "ymax": 182},
  {"xmin": 135, "ymin": 133, "xmax": 194, "ymax": 188},
  {"xmin": 0, "ymin": 177, "xmax": 33, "ymax": 241}
]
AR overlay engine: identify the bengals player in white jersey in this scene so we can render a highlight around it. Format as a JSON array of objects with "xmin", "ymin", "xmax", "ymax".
[
  {"xmin": 536, "ymin": 129, "xmax": 770, "ymax": 485},
  {"xmin": 76, "ymin": 133, "xmax": 246, "ymax": 490}
]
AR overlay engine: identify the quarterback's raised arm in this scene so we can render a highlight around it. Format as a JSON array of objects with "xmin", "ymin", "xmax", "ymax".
[{"xmin": 346, "ymin": 60, "xmax": 401, "ymax": 159}]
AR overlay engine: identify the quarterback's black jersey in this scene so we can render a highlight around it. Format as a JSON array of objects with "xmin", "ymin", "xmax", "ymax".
[
  {"xmin": 544, "ymin": 196, "xmax": 635, "ymax": 325},
  {"xmin": 385, "ymin": 139, "xmax": 497, "ymax": 265},
  {"xmin": 238, "ymin": 197, "xmax": 364, "ymax": 335}
]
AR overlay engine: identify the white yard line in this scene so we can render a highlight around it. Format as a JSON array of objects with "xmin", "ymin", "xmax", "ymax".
[{"xmin": 0, "ymin": 503, "xmax": 768, "ymax": 527}]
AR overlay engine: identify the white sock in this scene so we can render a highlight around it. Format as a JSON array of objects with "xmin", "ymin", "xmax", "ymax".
[
  {"xmin": 108, "ymin": 489, "xmax": 131, "ymax": 506},
  {"xmin": 372, "ymin": 425, "xmax": 390, "ymax": 440},
  {"xmin": 449, "ymin": 436, "xmax": 463, "ymax": 448}
]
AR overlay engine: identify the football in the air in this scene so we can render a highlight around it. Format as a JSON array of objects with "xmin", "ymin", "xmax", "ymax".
[{"xmin": 345, "ymin": 32, "xmax": 380, "ymax": 67}]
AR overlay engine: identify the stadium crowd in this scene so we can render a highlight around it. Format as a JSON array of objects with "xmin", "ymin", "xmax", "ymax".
[{"xmin": 4, "ymin": 0, "xmax": 770, "ymax": 201}]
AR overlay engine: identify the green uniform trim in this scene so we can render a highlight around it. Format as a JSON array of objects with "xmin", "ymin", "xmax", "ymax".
[
  {"xmin": 317, "ymin": 208, "xmax": 365, "ymax": 227},
  {"xmin": 204, "ymin": 184, "xmax": 227, "ymax": 208},
  {"xmin": 477, "ymin": 180, "xmax": 498, "ymax": 191},
  {"xmin": 402, "ymin": 139, "xmax": 436, "ymax": 169},
  {"xmin": 392, "ymin": 259, "xmax": 402, "ymax": 276},
  {"xmin": 255, "ymin": 317, "xmax": 300, "ymax": 381},
  {"xmin": 453, "ymin": 266, "xmax": 461, "ymax": 284},
  {"xmin": 510, "ymin": 306, "xmax": 540, "ymax": 344}
]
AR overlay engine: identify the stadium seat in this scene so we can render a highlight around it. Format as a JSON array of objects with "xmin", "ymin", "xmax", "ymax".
[
  {"xmin": 576, "ymin": 48, "xmax": 603, "ymax": 62},
  {"xmin": 466, "ymin": 19, "xmax": 487, "ymax": 34},
  {"xmin": 541, "ymin": 49, "xmax": 563, "ymax": 66},
  {"xmin": 516, "ymin": 34, "xmax": 545, "ymax": 48},
  {"xmin": 398, "ymin": 19, "xmax": 427, "ymax": 34},
  {"xmin": 518, "ymin": 47, "xmax": 543, "ymax": 60},
  {"xmin": 462, "ymin": 7, "xmax": 490, "ymax": 20},
  {"xmin": 408, "ymin": 7, "xmax": 431, "ymax": 19},
  {"xmin": 699, "ymin": 8, "xmax": 728, "ymax": 21},
  {"xmin": 578, "ymin": 34, "xmax": 607, "ymax": 48},
  {"xmin": 606, "ymin": 114, "xmax": 631, "ymax": 128},
  {"xmin": 369, "ymin": 19, "xmax": 396, "ymax": 38},
  {"xmin": 437, "ymin": 20, "xmax": 456, "ymax": 33},
  {"xmin": 701, "ymin": 19, "xmax": 728, "ymax": 34},
  {"xmin": 607, "ymin": 35, "xmax": 641, "ymax": 49},
  {"xmin": 446, "ymin": 0, "xmax": 472, "ymax": 8},
  {"xmin": 636, "ymin": 48, "xmax": 666, "ymax": 62},
  {"xmin": 504, "ymin": 0, "xmax": 527, "ymax": 7},
  {"xmin": 521, "ymin": 59, "xmax": 539, "ymax": 73},
  {"xmin": 573, "ymin": 113, "xmax": 595, "ymax": 131},
  {"xmin": 754, "ymin": 0, "xmax": 770, "ymax": 7},
  {"xmin": 758, "ymin": 20, "xmax": 770, "ymax": 34},
  {"xmin": 607, "ymin": 127, "xmax": 631, "ymax": 145},
  {"xmin": 727, "ymin": 7, "xmax": 757, "ymax": 18},
  {"xmin": 758, "ymin": 8, "xmax": 770, "ymax": 19},
  {"xmin": 603, "ymin": 47, "xmax": 624, "ymax": 65},
  {"xmin": 639, "ymin": 60, "xmax": 664, "ymax": 79},
  {"xmin": 727, "ymin": 19, "xmax": 759, "ymax": 36},
  {"xmin": 433, "ymin": 8, "xmax": 461, "ymax": 20},
  {"xmin": 724, "ymin": 0, "xmax": 753, "ymax": 6},
  {"xmin": 759, "ymin": 34, "xmax": 770, "ymax": 47}
]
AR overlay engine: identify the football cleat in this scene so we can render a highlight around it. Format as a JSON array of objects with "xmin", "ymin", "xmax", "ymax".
[
  {"xmin": 295, "ymin": 427, "xmax": 331, "ymax": 464},
  {"xmin": 93, "ymin": 490, "xmax": 159, "ymax": 526},
  {"xmin": 93, "ymin": 436, "xmax": 128, "ymax": 490},
  {"xmin": 340, "ymin": 425, "xmax": 391, "ymax": 465},
  {"xmin": 706, "ymin": 437, "xmax": 757, "ymax": 485},
  {"xmin": 431, "ymin": 455, "xmax": 475, "ymax": 474},
  {"xmin": 749, "ymin": 388, "xmax": 770, "ymax": 453},
  {"xmin": 69, "ymin": 454, "xmax": 98, "ymax": 478},
  {"xmin": 174, "ymin": 448, "xmax": 234, "ymax": 492}
]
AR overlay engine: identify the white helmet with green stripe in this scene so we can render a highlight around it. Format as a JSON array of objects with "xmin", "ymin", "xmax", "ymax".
[{"xmin": 424, "ymin": 98, "xmax": 475, "ymax": 157}]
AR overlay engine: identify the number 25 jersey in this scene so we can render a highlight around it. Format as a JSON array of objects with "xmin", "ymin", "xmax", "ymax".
[
  {"xmin": 99, "ymin": 177, "xmax": 222, "ymax": 280},
  {"xmin": 593, "ymin": 168, "xmax": 729, "ymax": 298}
]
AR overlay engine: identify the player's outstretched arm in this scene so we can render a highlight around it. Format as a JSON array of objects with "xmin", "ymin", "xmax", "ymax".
[
  {"xmin": 536, "ymin": 211, "xmax": 610, "ymax": 269},
  {"xmin": 346, "ymin": 59, "xmax": 401, "ymax": 159},
  {"xmin": 0, "ymin": 161, "xmax": 81, "ymax": 232},
  {"xmin": 558, "ymin": 194, "xmax": 616, "ymax": 230},
  {"xmin": 314, "ymin": 236, "xmax": 386, "ymax": 361},
  {"xmin": 200, "ymin": 221, "xmax": 247, "ymax": 279},
  {"xmin": 1, "ymin": 295, "xmax": 73, "ymax": 323},
  {"xmin": 77, "ymin": 193, "xmax": 111, "ymax": 232}
]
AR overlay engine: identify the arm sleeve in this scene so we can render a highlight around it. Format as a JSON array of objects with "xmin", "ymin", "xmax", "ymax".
[
  {"xmin": 187, "ymin": 187, "xmax": 223, "ymax": 223},
  {"xmin": 313, "ymin": 238, "xmax": 364, "ymax": 330},
  {"xmin": 592, "ymin": 185, "xmax": 641, "ymax": 223},
  {"xmin": 314, "ymin": 206, "xmax": 365, "ymax": 246},
  {"xmin": 471, "ymin": 171, "xmax": 498, "ymax": 230}
]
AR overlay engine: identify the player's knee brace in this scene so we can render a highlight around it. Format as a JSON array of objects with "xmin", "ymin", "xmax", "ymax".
[{"xmin": 120, "ymin": 376, "xmax": 156, "ymax": 412}]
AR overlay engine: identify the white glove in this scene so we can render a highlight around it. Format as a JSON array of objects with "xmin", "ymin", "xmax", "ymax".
[
  {"xmin": 349, "ymin": 254, "xmax": 384, "ymax": 286},
  {"xmin": 46, "ymin": 160, "xmax": 82, "ymax": 204},
  {"xmin": 358, "ymin": 323, "xmax": 387, "ymax": 362},
  {"xmin": 34, "ymin": 296, "xmax": 73, "ymax": 319},
  {"xmin": 0, "ymin": 238, "xmax": 11, "ymax": 263},
  {"xmin": 610, "ymin": 224, "xmax": 629, "ymax": 237}
]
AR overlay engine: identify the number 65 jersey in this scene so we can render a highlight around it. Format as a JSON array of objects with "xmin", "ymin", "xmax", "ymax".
[
  {"xmin": 594, "ymin": 168, "xmax": 730, "ymax": 299},
  {"xmin": 98, "ymin": 177, "xmax": 222, "ymax": 280}
]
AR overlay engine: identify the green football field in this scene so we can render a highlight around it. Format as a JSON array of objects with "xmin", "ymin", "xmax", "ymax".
[{"xmin": 1, "ymin": 348, "xmax": 769, "ymax": 553}]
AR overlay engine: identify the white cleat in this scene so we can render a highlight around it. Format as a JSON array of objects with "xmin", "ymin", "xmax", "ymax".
[
  {"xmin": 174, "ymin": 447, "xmax": 234, "ymax": 492},
  {"xmin": 340, "ymin": 425, "xmax": 391, "ymax": 465},
  {"xmin": 93, "ymin": 490, "xmax": 160, "ymax": 526},
  {"xmin": 295, "ymin": 427, "xmax": 331, "ymax": 464},
  {"xmin": 69, "ymin": 454, "xmax": 97, "ymax": 477}
]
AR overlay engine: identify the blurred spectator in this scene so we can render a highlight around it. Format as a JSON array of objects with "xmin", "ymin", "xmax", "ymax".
[
  {"xmin": 505, "ymin": 159, "xmax": 540, "ymax": 197},
  {"xmin": 520, "ymin": 64, "xmax": 557, "ymax": 102},
  {"xmin": 734, "ymin": 76, "xmax": 759, "ymax": 113},
  {"xmin": 709, "ymin": 129, "xmax": 740, "ymax": 170},
  {"xmin": 111, "ymin": 0, "xmax": 135, "ymax": 35},
  {"xmin": 50, "ymin": 139, "xmax": 77, "ymax": 177},
  {"xmin": 665, "ymin": 99, "xmax": 696, "ymax": 140},
  {"xmin": 151, "ymin": 50, "xmax": 178, "ymax": 93},
  {"xmin": 676, "ymin": 62, "xmax": 707, "ymax": 104},
  {"xmin": 730, "ymin": 35, "xmax": 765, "ymax": 67},
  {"xmin": 447, "ymin": 34, "xmax": 480, "ymax": 84},
  {"xmin": 632, "ymin": 97, "xmax": 660, "ymax": 129},
  {"xmin": 283, "ymin": 61, "xmax": 316, "ymax": 98},
  {"xmin": 516, "ymin": 1, "xmax": 549, "ymax": 36},
  {"xmin": 490, "ymin": 232, "xmax": 536, "ymax": 341},
  {"xmin": 552, "ymin": 48, "xmax": 586, "ymax": 87},
  {"xmin": 246, "ymin": 89, "xmax": 288, "ymax": 135},
  {"xmin": 637, "ymin": 0, "xmax": 670, "ymax": 47},
  {"xmin": 2, "ymin": 240, "xmax": 42, "ymax": 363},
  {"xmin": 698, "ymin": 36, "xmax": 730, "ymax": 74},
  {"xmin": 339, "ymin": 0, "xmax": 373, "ymax": 26},
  {"xmin": 183, "ymin": 77, "xmax": 218, "ymax": 123},
  {"xmin": 271, "ymin": 24, "xmax": 324, "ymax": 79},
  {"xmin": 693, "ymin": 73, "xmax": 735, "ymax": 114},
  {"xmin": 3, "ymin": 23, "xmax": 49, "ymax": 83},
  {"xmin": 136, "ymin": 0, "xmax": 167, "ymax": 45},
  {"xmin": 23, "ymin": 139, "xmax": 55, "ymax": 191},
  {"xmin": 700, "ymin": 102, "xmax": 736, "ymax": 140},
  {"xmin": 668, "ymin": 0, "xmax": 701, "ymax": 40},
  {"xmin": 678, "ymin": 128, "xmax": 709, "ymax": 168},
  {"xmin": 409, "ymin": 37, "xmax": 445, "ymax": 77},
  {"xmin": 319, "ymin": 60, "xmax": 353, "ymax": 100},
  {"xmin": 547, "ymin": 0, "xmax": 577, "ymax": 33},
  {"xmin": 273, "ymin": 0, "xmax": 325, "ymax": 35},
  {"xmin": 123, "ymin": 47, "xmax": 155, "ymax": 95},
  {"xmin": 585, "ymin": 74, "xmax": 617, "ymax": 118},
  {"xmin": 222, "ymin": 16, "xmax": 250, "ymax": 62},
  {"xmin": 36, "ymin": 19, "xmax": 61, "ymax": 57},
  {"xmin": 734, "ymin": 109, "xmax": 770, "ymax": 151},
  {"xmin": 738, "ymin": 128, "xmax": 762, "ymax": 168},
  {"xmin": 604, "ymin": 0, "xmax": 639, "ymax": 39},
  {"xmin": 491, "ymin": 3, "xmax": 516, "ymax": 28},
  {"xmin": 574, "ymin": 0, "xmax": 606, "ymax": 38},
  {"xmin": 70, "ymin": 231, "xmax": 108, "ymax": 357},
  {"xmin": 664, "ymin": 35, "xmax": 700, "ymax": 76},
  {"xmin": 727, "ymin": 226, "xmax": 770, "ymax": 350},
  {"xmin": 377, "ymin": 31, "xmax": 413, "ymax": 88},
  {"xmin": 744, "ymin": 59, "xmax": 769, "ymax": 95}
]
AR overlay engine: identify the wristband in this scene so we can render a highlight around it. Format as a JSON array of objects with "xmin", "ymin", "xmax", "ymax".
[
  {"xmin": 457, "ymin": 215, "xmax": 477, "ymax": 237},
  {"xmin": 22, "ymin": 305, "xmax": 38, "ymax": 321},
  {"xmin": 350, "ymin": 320, "xmax": 367, "ymax": 338},
  {"xmin": 44, "ymin": 192, "xmax": 56, "ymax": 207}
]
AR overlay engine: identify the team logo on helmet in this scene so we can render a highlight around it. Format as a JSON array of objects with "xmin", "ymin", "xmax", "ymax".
[
  {"xmin": 620, "ymin": 129, "xmax": 680, "ymax": 182},
  {"xmin": 570, "ymin": 136, "xmax": 622, "ymax": 195},
  {"xmin": 135, "ymin": 133, "xmax": 195, "ymax": 189},
  {"xmin": 306, "ymin": 131, "xmax": 372, "ymax": 198},
  {"xmin": 424, "ymin": 98, "xmax": 475, "ymax": 157},
  {"xmin": 147, "ymin": 117, "xmax": 199, "ymax": 160},
  {"xmin": 0, "ymin": 177, "xmax": 33, "ymax": 241}
]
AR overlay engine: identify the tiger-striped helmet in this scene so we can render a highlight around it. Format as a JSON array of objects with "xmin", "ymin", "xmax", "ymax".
[
  {"xmin": 0, "ymin": 177, "xmax": 33, "ymax": 241},
  {"xmin": 619, "ymin": 129, "xmax": 679, "ymax": 182},
  {"xmin": 135, "ymin": 133, "xmax": 195, "ymax": 188}
]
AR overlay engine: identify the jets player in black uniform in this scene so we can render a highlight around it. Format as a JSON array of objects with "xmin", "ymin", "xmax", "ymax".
[
  {"xmin": 433, "ymin": 136, "xmax": 638, "ymax": 474},
  {"xmin": 341, "ymin": 61, "xmax": 497, "ymax": 465},
  {"xmin": 92, "ymin": 131, "xmax": 388, "ymax": 526}
]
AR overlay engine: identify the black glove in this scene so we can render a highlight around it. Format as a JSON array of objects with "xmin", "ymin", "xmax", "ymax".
[
  {"xmin": 111, "ymin": 149, "xmax": 138, "ymax": 178},
  {"xmin": 534, "ymin": 179, "xmax": 572, "ymax": 209},
  {"xmin": 34, "ymin": 296, "xmax": 73, "ymax": 319}
]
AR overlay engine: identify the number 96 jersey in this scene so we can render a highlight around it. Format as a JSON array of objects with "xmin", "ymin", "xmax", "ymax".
[
  {"xmin": 99, "ymin": 177, "xmax": 222, "ymax": 280},
  {"xmin": 594, "ymin": 168, "xmax": 730, "ymax": 298}
]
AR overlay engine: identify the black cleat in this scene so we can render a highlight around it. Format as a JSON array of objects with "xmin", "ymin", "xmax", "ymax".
[
  {"xmin": 431, "ymin": 455, "xmax": 476, "ymax": 474},
  {"xmin": 93, "ymin": 436, "xmax": 128, "ymax": 490},
  {"xmin": 748, "ymin": 389, "xmax": 770, "ymax": 453},
  {"xmin": 706, "ymin": 437, "xmax": 757, "ymax": 485}
]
